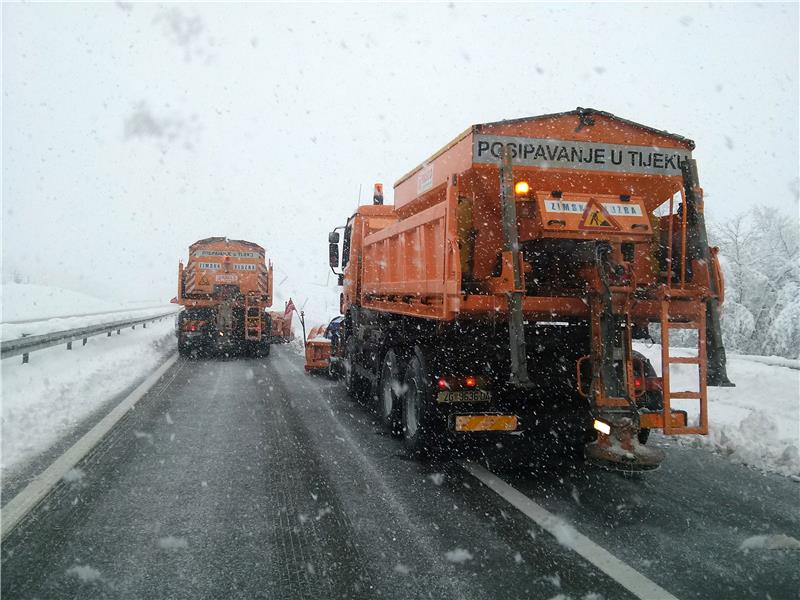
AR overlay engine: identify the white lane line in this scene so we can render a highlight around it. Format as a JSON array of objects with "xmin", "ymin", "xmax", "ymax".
[
  {"xmin": 462, "ymin": 461, "xmax": 679, "ymax": 600},
  {"xmin": 1, "ymin": 353, "xmax": 179, "ymax": 540}
]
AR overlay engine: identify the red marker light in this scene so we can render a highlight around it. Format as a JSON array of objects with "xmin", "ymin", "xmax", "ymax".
[
  {"xmin": 634, "ymin": 376, "xmax": 643, "ymax": 389},
  {"xmin": 465, "ymin": 375, "xmax": 477, "ymax": 388},
  {"xmin": 437, "ymin": 377, "xmax": 448, "ymax": 390}
]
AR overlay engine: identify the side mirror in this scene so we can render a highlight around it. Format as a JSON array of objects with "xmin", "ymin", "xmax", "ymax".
[
  {"xmin": 329, "ymin": 243, "xmax": 340, "ymax": 268},
  {"xmin": 337, "ymin": 274, "xmax": 344, "ymax": 286},
  {"xmin": 328, "ymin": 231, "xmax": 340, "ymax": 244}
]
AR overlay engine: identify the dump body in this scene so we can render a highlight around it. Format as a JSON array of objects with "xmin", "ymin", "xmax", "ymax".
[
  {"xmin": 179, "ymin": 237, "xmax": 273, "ymax": 306},
  {"xmin": 358, "ymin": 110, "xmax": 696, "ymax": 322},
  {"xmin": 331, "ymin": 108, "xmax": 731, "ymax": 469},
  {"xmin": 176, "ymin": 237, "xmax": 273, "ymax": 356}
]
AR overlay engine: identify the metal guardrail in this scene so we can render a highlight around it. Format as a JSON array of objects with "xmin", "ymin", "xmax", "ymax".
[
  {"xmin": 2, "ymin": 304, "xmax": 175, "ymax": 325},
  {"xmin": 1, "ymin": 309, "xmax": 180, "ymax": 363}
]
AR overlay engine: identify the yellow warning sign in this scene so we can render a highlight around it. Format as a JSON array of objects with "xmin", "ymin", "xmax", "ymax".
[{"xmin": 578, "ymin": 198, "xmax": 621, "ymax": 231}]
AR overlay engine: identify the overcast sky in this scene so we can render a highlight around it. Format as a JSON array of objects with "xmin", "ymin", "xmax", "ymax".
[{"xmin": 3, "ymin": 2, "xmax": 798, "ymax": 322}]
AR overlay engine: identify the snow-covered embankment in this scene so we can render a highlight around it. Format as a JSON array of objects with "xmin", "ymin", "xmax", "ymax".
[{"xmin": 635, "ymin": 343, "xmax": 800, "ymax": 478}]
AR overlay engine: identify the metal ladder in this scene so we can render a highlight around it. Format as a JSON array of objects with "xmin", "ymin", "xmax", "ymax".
[
  {"xmin": 659, "ymin": 299, "xmax": 708, "ymax": 434},
  {"xmin": 244, "ymin": 293, "xmax": 262, "ymax": 341}
]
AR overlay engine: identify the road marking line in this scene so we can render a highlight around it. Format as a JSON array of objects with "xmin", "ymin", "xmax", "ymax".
[
  {"xmin": 1, "ymin": 353, "xmax": 179, "ymax": 540},
  {"xmin": 462, "ymin": 461, "xmax": 679, "ymax": 600}
]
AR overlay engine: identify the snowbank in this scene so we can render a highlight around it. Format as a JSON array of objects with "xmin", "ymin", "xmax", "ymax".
[
  {"xmin": 0, "ymin": 283, "xmax": 168, "ymax": 322},
  {"xmin": 1, "ymin": 317, "xmax": 176, "ymax": 477},
  {"xmin": 728, "ymin": 353, "xmax": 799, "ymax": 371},
  {"xmin": 0, "ymin": 281, "xmax": 178, "ymax": 342},
  {"xmin": 635, "ymin": 343, "xmax": 800, "ymax": 478},
  {"xmin": 0, "ymin": 307, "xmax": 179, "ymax": 342}
]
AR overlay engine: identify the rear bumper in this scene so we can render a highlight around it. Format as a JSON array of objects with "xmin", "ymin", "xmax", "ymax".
[
  {"xmin": 180, "ymin": 331, "xmax": 210, "ymax": 345},
  {"xmin": 304, "ymin": 342, "xmax": 332, "ymax": 371},
  {"xmin": 305, "ymin": 363, "xmax": 329, "ymax": 371},
  {"xmin": 304, "ymin": 356, "xmax": 331, "ymax": 371}
]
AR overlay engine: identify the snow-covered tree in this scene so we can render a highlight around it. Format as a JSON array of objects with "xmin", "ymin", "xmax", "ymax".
[{"xmin": 710, "ymin": 206, "xmax": 799, "ymax": 358}]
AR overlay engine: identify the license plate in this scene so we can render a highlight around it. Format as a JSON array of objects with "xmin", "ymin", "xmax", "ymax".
[
  {"xmin": 437, "ymin": 389, "xmax": 491, "ymax": 403},
  {"xmin": 215, "ymin": 274, "xmax": 236, "ymax": 283},
  {"xmin": 455, "ymin": 415, "xmax": 518, "ymax": 432}
]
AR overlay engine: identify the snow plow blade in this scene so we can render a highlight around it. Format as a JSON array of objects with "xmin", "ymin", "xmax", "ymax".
[{"xmin": 586, "ymin": 442, "xmax": 665, "ymax": 471}]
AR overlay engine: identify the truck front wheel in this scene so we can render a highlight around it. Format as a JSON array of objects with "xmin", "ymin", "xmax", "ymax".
[{"xmin": 402, "ymin": 349, "xmax": 438, "ymax": 457}]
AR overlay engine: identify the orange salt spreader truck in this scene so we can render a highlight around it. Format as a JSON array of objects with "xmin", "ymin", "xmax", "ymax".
[
  {"xmin": 327, "ymin": 108, "xmax": 733, "ymax": 470},
  {"xmin": 176, "ymin": 237, "xmax": 273, "ymax": 357}
]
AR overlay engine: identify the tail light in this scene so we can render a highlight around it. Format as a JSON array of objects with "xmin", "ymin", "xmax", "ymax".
[
  {"xmin": 632, "ymin": 358, "xmax": 662, "ymax": 396},
  {"xmin": 182, "ymin": 320, "xmax": 206, "ymax": 332},
  {"xmin": 437, "ymin": 375, "xmax": 481, "ymax": 391},
  {"xmin": 634, "ymin": 374, "xmax": 663, "ymax": 394}
]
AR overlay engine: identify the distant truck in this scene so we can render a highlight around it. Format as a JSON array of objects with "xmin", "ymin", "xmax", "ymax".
[
  {"xmin": 328, "ymin": 108, "xmax": 731, "ymax": 470},
  {"xmin": 176, "ymin": 237, "xmax": 273, "ymax": 357},
  {"xmin": 268, "ymin": 301, "xmax": 295, "ymax": 343}
]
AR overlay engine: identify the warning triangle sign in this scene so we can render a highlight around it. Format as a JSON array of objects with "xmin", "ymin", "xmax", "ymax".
[{"xmin": 578, "ymin": 198, "xmax": 621, "ymax": 231}]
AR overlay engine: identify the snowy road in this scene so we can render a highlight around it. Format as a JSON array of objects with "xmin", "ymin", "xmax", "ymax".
[{"xmin": 2, "ymin": 346, "xmax": 798, "ymax": 599}]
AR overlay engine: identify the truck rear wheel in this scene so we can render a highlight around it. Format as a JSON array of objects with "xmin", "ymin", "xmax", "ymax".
[
  {"xmin": 178, "ymin": 336, "xmax": 190, "ymax": 357},
  {"xmin": 402, "ymin": 349, "xmax": 438, "ymax": 457},
  {"xmin": 633, "ymin": 351, "xmax": 662, "ymax": 445},
  {"xmin": 344, "ymin": 339, "xmax": 368, "ymax": 400},
  {"xmin": 327, "ymin": 358, "xmax": 339, "ymax": 379},
  {"xmin": 377, "ymin": 349, "xmax": 401, "ymax": 434},
  {"xmin": 244, "ymin": 337, "xmax": 270, "ymax": 358}
]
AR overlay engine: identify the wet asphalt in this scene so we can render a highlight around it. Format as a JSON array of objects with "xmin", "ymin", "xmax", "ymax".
[{"xmin": 2, "ymin": 346, "xmax": 798, "ymax": 599}]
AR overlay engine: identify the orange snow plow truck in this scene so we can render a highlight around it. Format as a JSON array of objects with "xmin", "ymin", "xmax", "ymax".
[
  {"xmin": 176, "ymin": 237, "xmax": 273, "ymax": 357},
  {"xmin": 328, "ymin": 108, "xmax": 732, "ymax": 470}
]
